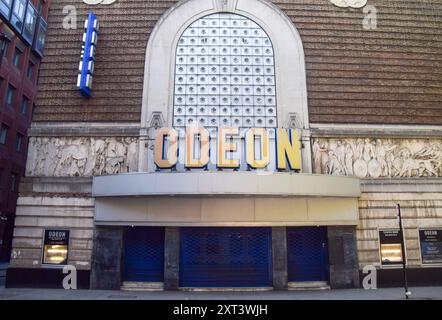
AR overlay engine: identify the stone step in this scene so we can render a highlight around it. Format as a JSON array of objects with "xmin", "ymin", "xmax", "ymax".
[
  {"xmin": 0, "ymin": 274, "xmax": 5, "ymax": 288},
  {"xmin": 288, "ymin": 281, "xmax": 330, "ymax": 291},
  {"xmin": 120, "ymin": 281, "xmax": 164, "ymax": 292},
  {"xmin": 0, "ymin": 263, "xmax": 9, "ymax": 288},
  {"xmin": 180, "ymin": 287, "xmax": 274, "ymax": 292}
]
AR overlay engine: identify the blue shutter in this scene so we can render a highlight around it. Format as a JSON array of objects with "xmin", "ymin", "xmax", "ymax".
[
  {"xmin": 287, "ymin": 227, "xmax": 329, "ymax": 282},
  {"xmin": 123, "ymin": 227, "xmax": 165, "ymax": 282},
  {"xmin": 180, "ymin": 227, "xmax": 272, "ymax": 287}
]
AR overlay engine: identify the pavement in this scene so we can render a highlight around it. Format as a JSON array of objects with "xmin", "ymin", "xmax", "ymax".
[{"xmin": 0, "ymin": 286, "xmax": 441, "ymax": 300}]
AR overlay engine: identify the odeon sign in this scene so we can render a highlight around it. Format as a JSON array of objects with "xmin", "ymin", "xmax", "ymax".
[{"xmin": 153, "ymin": 126, "xmax": 302, "ymax": 171}]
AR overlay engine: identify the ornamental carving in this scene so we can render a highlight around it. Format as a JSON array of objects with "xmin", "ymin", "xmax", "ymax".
[
  {"xmin": 312, "ymin": 138, "xmax": 442, "ymax": 178},
  {"xmin": 26, "ymin": 137, "xmax": 139, "ymax": 177}
]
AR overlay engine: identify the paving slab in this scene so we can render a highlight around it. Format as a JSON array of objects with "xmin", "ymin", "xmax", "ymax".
[{"xmin": 0, "ymin": 286, "xmax": 441, "ymax": 300}]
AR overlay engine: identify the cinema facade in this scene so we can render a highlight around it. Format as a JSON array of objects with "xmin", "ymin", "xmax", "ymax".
[{"xmin": 5, "ymin": 0, "xmax": 442, "ymax": 290}]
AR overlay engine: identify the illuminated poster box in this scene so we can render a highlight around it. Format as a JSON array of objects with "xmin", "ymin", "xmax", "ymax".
[
  {"xmin": 42, "ymin": 229, "xmax": 70, "ymax": 266},
  {"xmin": 379, "ymin": 229, "xmax": 404, "ymax": 266},
  {"xmin": 419, "ymin": 229, "xmax": 442, "ymax": 264}
]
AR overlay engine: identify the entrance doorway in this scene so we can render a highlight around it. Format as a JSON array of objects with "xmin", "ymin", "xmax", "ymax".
[
  {"xmin": 179, "ymin": 227, "xmax": 272, "ymax": 288},
  {"xmin": 123, "ymin": 227, "xmax": 165, "ymax": 282},
  {"xmin": 287, "ymin": 227, "xmax": 329, "ymax": 283}
]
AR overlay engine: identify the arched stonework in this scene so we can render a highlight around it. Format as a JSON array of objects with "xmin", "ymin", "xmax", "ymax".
[{"xmin": 139, "ymin": 0, "xmax": 310, "ymax": 172}]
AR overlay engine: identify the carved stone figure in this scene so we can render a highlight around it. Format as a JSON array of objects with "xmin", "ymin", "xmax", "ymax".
[
  {"xmin": 344, "ymin": 142, "xmax": 354, "ymax": 176},
  {"xmin": 313, "ymin": 138, "xmax": 442, "ymax": 178},
  {"xmin": 327, "ymin": 151, "xmax": 345, "ymax": 175},
  {"xmin": 125, "ymin": 138, "xmax": 139, "ymax": 172},
  {"xmin": 86, "ymin": 139, "xmax": 106, "ymax": 176},
  {"xmin": 105, "ymin": 139, "xmax": 126, "ymax": 174},
  {"xmin": 312, "ymin": 140, "xmax": 329, "ymax": 174},
  {"xmin": 57, "ymin": 142, "xmax": 89, "ymax": 176}
]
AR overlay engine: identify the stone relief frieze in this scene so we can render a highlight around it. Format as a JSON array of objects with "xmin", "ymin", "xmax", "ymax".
[
  {"xmin": 26, "ymin": 137, "xmax": 139, "ymax": 177},
  {"xmin": 312, "ymin": 138, "xmax": 442, "ymax": 178}
]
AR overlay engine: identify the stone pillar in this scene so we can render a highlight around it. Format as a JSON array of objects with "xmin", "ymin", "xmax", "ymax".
[
  {"xmin": 327, "ymin": 226, "xmax": 360, "ymax": 289},
  {"xmin": 272, "ymin": 227, "xmax": 288, "ymax": 290},
  {"xmin": 90, "ymin": 226, "xmax": 124, "ymax": 290},
  {"xmin": 164, "ymin": 227, "xmax": 180, "ymax": 290}
]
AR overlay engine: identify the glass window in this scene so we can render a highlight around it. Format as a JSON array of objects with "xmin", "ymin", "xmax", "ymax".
[
  {"xmin": 21, "ymin": 96, "xmax": 29, "ymax": 114},
  {"xmin": 13, "ymin": 47, "xmax": 22, "ymax": 68},
  {"xmin": 0, "ymin": 0, "xmax": 13, "ymax": 19},
  {"xmin": 10, "ymin": 0, "xmax": 27, "ymax": 33},
  {"xmin": 6, "ymin": 84, "xmax": 15, "ymax": 106},
  {"xmin": 0, "ymin": 123, "xmax": 8, "ymax": 145},
  {"xmin": 42, "ymin": 230, "xmax": 70, "ymax": 265},
  {"xmin": 379, "ymin": 229, "xmax": 404, "ymax": 265},
  {"xmin": 22, "ymin": 2, "xmax": 37, "ymax": 45},
  {"xmin": 37, "ymin": 0, "xmax": 43, "ymax": 15},
  {"xmin": 1, "ymin": 38, "xmax": 9, "ymax": 58},
  {"xmin": 33, "ymin": 17, "xmax": 47, "ymax": 57},
  {"xmin": 173, "ymin": 13, "xmax": 277, "ymax": 130},
  {"xmin": 27, "ymin": 60, "xmax": 35, "ymax": 80},
  {"xmin": 15, "ymin": 133, "xmax": 23, "ymax": 152}
]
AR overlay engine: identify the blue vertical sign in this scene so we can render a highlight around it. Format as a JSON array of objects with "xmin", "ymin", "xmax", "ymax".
[{"xmin": 77, "ymin": 12, "xmax": 99, "ymax": 98}]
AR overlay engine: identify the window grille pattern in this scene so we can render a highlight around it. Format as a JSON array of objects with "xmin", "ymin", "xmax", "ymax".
[{"xmin": 174, "ymin": 13, "xmax": 277, "ymax": 130}]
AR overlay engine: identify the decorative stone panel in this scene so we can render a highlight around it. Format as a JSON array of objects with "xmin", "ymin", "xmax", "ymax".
[
  {"xmin": 312, "ymin": 138, "xmax": 442, "ymax": 178},
  {"xmin": 26, "ymin": 137, "xmax": 139, "ymax": 177}
]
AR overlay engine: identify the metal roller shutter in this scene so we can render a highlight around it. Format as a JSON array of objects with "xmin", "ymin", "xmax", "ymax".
[
  {"xmin": 123, "ymin": 227, "xmax": 165, "ymax": 282},
  {"xmin": 287, "ymin": 227, "xmax": 329, "ymax": 282},
  {"xmin": 180, "ymin": 227, "xmax": 272, "ymax": 287}
]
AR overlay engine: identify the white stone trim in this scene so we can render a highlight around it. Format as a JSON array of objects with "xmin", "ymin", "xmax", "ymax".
[
  {"xmin": 311, "ymin": 123, "xmax": 442, "ymax": 138},
  {"xmin": 30, "ymin": 122, "xmax": 141, "ymax": 129},
  {"xmin": 28, "ymin": 122, "xmax": 141, "ymax": 137}
]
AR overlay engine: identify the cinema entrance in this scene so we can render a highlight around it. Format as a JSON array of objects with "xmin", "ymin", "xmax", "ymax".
[
  {"xmin": 121, "ymin": 225, "xmax": 330, "ymax": 289},
  {"xmin": 91, "ymin": 171, "xmax": 360, "ymax": 290},
  {"xmin": 179, "ymin": 227, "xmax": 273, "ymax": 288}
]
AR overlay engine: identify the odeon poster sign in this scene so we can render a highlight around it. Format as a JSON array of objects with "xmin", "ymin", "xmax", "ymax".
[{"xmin": 153, "ymin": 126, "xmax": 302, "ymax": 172}]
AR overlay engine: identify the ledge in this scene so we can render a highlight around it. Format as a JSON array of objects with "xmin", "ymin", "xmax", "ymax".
[
  {"xmin": 310, "ymin": 123, "xmax": 442, "ymax": 138},
  {"xmin": 28, "ymin": 122, "xmax": 140, "ymax": 137},
  {"xmin": 19, "ymin": 176, "xmax": 93, "ymax": 195},
  {"xmin": 361, "ymin": 178, "xmax": 442, "ymax": 193}
]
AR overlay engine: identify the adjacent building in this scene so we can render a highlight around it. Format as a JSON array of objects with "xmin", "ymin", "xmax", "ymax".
[
  {"xmin": 5, "ymin": 0, "xmax": 442, "ymax": 290},
  {"xmin": 0, "ymin": 0, "xmax": 49, "ymax": 262}
]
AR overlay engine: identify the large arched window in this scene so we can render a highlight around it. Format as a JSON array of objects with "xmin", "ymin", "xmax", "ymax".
[
  {"xmin": 140, "ymin": 0, "xmax": 311, "ymax": 172},
  {"xmin": 173, "ymin": 13, "xmax": 277, "ymax": 129}
]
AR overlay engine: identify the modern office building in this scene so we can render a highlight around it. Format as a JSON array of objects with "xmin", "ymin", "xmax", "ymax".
[
  {"xmin": 0, "ymin": 0, "xmax": 49, "ymax": 262},
  {"xmin": 5, "ymin": 0, "xmax": 442, "ymax": 290}
]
